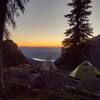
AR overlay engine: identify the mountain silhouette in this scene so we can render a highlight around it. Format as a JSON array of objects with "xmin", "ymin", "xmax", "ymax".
[
  {"xmin": 55, "ymin": 35, "xmax": 100, "ymax": 70},
  {"xmin": 2, "ymin": 40, "xmax": 27, "ymax": 67}
]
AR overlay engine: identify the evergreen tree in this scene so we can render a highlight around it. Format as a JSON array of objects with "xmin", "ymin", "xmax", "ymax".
[
  {"xmin": 62, "ymin": 0, "xmax": 93, "ymax": 48},
  {"xmin": 0, "ymin": 0, "xmax": 30, "ymax": 89}
]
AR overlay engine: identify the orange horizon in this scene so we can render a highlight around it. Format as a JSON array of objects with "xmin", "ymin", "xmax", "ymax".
[
  {"xmin": 17, "ymin": 44, "xmax": 62, "ymax": 48},
  {"xmin": 18, "ymin": 45, "xmax": 61, "ymax": 48},
  {"xmin": 16, "ymin": 41, "xmax": 62, "ymax": 48}
]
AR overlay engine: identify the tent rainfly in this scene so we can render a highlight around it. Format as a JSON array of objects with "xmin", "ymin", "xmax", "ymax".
[
  {"xmin": 69, "ymin": 61, "xmax": 99, "ymax": 80},
  {"xmin": 41, "ymin": 60, "xmax": 59, "ymax": 71}
]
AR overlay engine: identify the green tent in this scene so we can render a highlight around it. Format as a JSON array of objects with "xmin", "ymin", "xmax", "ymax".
[{"xmin": 69, "ymin": 61, "xmax": 100, "ymax": 80}]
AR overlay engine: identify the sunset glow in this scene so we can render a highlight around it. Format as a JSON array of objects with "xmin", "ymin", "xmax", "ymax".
[
  {"xmin": 17, "ymin": 41, "xmax": 62, "ymax": 47},
  {"xmin": 9, "ymin": 0, "xmax": 100, "ymax": 47}
]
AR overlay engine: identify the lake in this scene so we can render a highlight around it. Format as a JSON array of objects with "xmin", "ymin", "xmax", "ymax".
[{"xmin": 19, "ymin": 47, "xmax": 61, "ymax": 60}]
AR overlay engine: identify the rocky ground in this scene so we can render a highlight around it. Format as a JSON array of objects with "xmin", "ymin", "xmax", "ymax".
[{"xmin": 0, "ymin": 62, "xmax": 99, "ymax": 100}]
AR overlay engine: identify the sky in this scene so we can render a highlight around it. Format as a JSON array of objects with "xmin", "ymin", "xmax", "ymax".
[{"xmin": 9, "ymin": 0, "xmax": 100, "ymax": 47}]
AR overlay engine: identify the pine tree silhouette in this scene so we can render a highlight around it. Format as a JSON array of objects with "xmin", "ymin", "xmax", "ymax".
[{"xmin": 63, "ymin": 0, "xmax": 93, "ymax": 49}]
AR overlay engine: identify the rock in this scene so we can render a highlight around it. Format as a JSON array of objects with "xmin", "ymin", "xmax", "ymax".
[
  {"xmin": 31, "ymin": 71, "xmax": 79, "ymax": 90},
  {"xmin": 2, "ymin": 39, "xmax": 27, "ymax": 67}
]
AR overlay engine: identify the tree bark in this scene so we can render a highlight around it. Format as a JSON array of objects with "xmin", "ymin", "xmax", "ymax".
[
  {"xmin": 0, "ymin": 0, "xmax": 8, "ymax": 89},
  {"xmin": 0, "ymin": 42, "xmax": 5, "ymax": 89}
]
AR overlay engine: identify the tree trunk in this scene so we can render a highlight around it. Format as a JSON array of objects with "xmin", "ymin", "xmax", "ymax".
[
  {"xmin": 0, "ymin": 0, "xmax": 8, "ymax": 89},
  {"xmin": 0, "ymin": 21, "xmax": 5, "ymax": 89},
  {"xmin": 0, "ymin": 41, "xmax": 5, "ymax": 89},
  {"xmin": 0, "ymin": 19, "xmax": 5, "ymax": 88}
]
